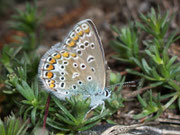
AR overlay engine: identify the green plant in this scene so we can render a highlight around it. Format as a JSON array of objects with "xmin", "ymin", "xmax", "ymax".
[
  {"xmin": 47, "ymin": 95, "xmax": 110, "ymax": 134},
  {"xmin": 110, "ymin": 23, "xmax": 140, "ymax": 64},
  {"xmin": 5, "ymin": 70, "xmax": 49, "ymax": 126},
  {"xmin": 111, "ymin": 8, "xmax": 180, "ymax": 120},
  {"xmin": 0, "ymin": 114, "xmax": 29, "ymax": 135},
  {"xmin": 133, "ymin": 90, "xmax": 163, "ymax": 121},
  {"xmin": 1, "ymin": 2, "xmax": 42, "ymax": 79},
  {"xmin": 0, "ymin": 0, "xmax": 45, "ymax": 130},
  {"xmin": 106, "ymin": 72, "xmax": 125, "ymax": 113},
  {"xmin": 9, "ymin": 2, "xmax": 43, "ymax": 52}
]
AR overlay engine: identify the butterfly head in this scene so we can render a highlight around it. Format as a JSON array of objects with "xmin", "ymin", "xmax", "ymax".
[
  {"xmin": 93, "ymin": 87, "xmax": 111, "ymax": 100},
  {"xmin": 89, "ymin": 88, "xmax": 111, "ymax": 109}
]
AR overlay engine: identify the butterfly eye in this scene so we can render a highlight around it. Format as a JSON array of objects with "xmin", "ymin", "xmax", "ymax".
[
  {"xmin": 87, "ymin": 76, "xmax": 92, "ymax": 81},
  {"xmin": 104, "ymin": 89, "xmax": 111, "ymax": 97},
  {"xmin": 105, "ymin": 91, "xmax": 109, "ymax": 97}
]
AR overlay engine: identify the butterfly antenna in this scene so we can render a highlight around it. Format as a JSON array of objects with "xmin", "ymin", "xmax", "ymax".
[{"xmin": 107, "ymin": 79, "xmax": 141, "ymax": 89}]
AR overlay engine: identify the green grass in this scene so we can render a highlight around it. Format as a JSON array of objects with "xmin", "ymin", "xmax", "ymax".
[{"xmin": 110, "ymin": 8, "xmax": 180, "ymax": 121}]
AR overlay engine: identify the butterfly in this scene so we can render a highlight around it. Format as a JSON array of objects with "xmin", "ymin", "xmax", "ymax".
[{"xmin": 38, "ymin": 19, "xmax": 111, "ymax": 112}]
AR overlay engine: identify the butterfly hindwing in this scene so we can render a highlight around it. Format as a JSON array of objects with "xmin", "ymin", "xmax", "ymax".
[{"xmin": 38, "ymin": 19, "xmax": 107, "ymax": 99}]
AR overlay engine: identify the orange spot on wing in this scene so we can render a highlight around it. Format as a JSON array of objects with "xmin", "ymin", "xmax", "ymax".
[
  {"xmin": 71, "ymin": 53, "xmax": 77, "ymax": 57},
  {"xmin": 84, "ymin": 28, "xmax": 90, "ymax": 34},
  {"xmin": 49, "ymin": 58, "xmax": 56, "ymax": 64},
  {"xmin": 68, "ymin": 40, "xmax": 75, "ymax": 47},
  {"xmin": 49, "ymin": 83, "xmax": 55, "ymax": 88},
  {"xmin": 78, "ymin": 31, "xmax": 83, "ymax": 36},
  {"xmin": 62, "ymin": 52, "xmax": 69, "ymax": 57},
  {"xmin": 50, "ymin": 80, "xmax": 55, "ymax": 83},
  {"xmin": 47, "ymin": 65, "xmax": 54, "ymax": 70},
  {"xmin": 46, "ymin": 72, "xmax": 53, "ymax": 79},
  {"xmin": 54, "ymin": 54, "xmax": 61, "ymax": 59},
  {"xmin": 72, "ymin": 34, "xmax": 79, "ymax": 41}
]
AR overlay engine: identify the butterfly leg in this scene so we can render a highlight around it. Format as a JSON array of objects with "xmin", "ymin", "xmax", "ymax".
[
  {"xmin": 86, "ymin": 104, "xmax": 99, "ymax": 116},
  {"xmin": 100, "ymin": 101, "xmax": 105, "ymax": 114},
  {"xmin": 86, "ymin": 100, "xmax": 105, "ymax": 115}
]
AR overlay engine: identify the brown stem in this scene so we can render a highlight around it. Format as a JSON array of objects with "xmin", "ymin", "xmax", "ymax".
[
  {"xmin": 124, "ymin": 86, "xmax": 155, "ymax": 99},
  {"xmin": 41, "ymin": 94, "xmax": 51, "ymax": 135}
]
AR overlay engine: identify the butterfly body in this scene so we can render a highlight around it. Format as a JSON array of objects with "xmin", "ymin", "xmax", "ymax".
[{"xmin": 38, "ymin": 19, "xmax": 111, "ymax": 110}]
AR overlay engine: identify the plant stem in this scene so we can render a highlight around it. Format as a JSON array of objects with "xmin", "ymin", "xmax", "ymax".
[
  {"xmin": 163, "ymin": 95, "xmax": 178, "ymax": 111},
  {"xmin": 124, "ymin": 85, "xmax": 155, "ymax": 99},
  {"xmin": 41, "ymin": 94, "xmax": 51, "ymax": 135}
]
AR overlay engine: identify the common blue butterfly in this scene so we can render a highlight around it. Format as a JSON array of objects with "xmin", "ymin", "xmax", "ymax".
[{"xmin": 38, "ymin": 19, "xmax": 111, "ymax": 112}]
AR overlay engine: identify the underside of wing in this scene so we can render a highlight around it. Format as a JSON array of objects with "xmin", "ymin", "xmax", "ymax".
[{"xmin": 38, "ymin": 19, "xmax": 107, "ymax": 99}]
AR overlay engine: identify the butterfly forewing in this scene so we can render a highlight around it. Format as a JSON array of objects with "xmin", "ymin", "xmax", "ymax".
[{"xmin": 38, "ymin": 19, "xmax": 106, "ymax": 98}]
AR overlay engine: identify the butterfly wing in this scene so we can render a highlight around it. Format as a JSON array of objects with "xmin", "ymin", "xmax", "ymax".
[{"xmin": 38, "ymin": 19, "xmax": 107, "ymax": 99}]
